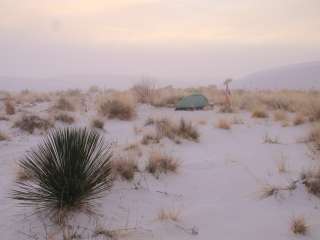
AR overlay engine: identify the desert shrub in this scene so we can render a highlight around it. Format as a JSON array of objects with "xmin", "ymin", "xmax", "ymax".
[
  {"xmin": 91, "ymin": 118, "xmax": 104, "ymax": 129},
  {"xmin": 112, "ymin": 156, "xmax": 138, "ymax": 181},
  {"xmin": 98, "ymin": 99, "xmax": 135, "ymax": 120},
  {"xmin": 14, "ymin": 115, "xmax": 53, "ymax": 134},
  {"xmin": 216, "ymin": 119, "xmax": 231, "ymax": 129},
  {"xmin": 263, "ymin": 134, "xmax": 279, "ymax": 144},
  {"xmin": 176, "ymin": 119, "xmax": 199, "ymax": 141},
  {"xmin": 302, "ymin": 168, "xmax": 320, "ymax": 196},
  {"xmin": 146, "ymin": 151, "xmax": 179, "ymax": 176},
  {"xmin": 308, "ymin": 102, "xmax": 320, "ymax": 122},
  {"xmin": 309, "ymin": 123, "xmax": 320, "ymax": 150},
  {"xmin": 153, "ymin": 118, "xmax": 199, "ymax": 143},
  {"xmin": 12, "ymin": 128, "xmax": 113, "ymax": 221},
  {"xmin": 141, "ymin": 133, "xmax": 161, "ymax": 145},
  {"xmin": 251, "ymin": 108, "xmax": 268, "ymax": 118},
  {"xmin": 291, "ymin": 216, "xmax": 307, "ymax": 235},
  {"xmin": 293, "ymin": 113, "xmax": 305, "ymax": 126},
  {"xmin": 157, "ymin": 208, "xmax": 181, "ymax": 222},
  {"xmin": 54, "ymin": 113, "xmax": 75, "ymax": 124},
  {"xmin": 0, "ymin": 131, "xmax": 8, "ymax": 141},
  {"xmin": 5, "ymin": 100, "xmax": 15, "ymax": 115},
  {"xmin": 132, "ymin": 79, "xmax": 156, "ymax": 104},
  {"xmin": 54, "ymin": 97, "xmax": 75, "ymax": 111},
  {"xmin": 273, "ymin": 110, "xmax": 288, "ymax": 121}
]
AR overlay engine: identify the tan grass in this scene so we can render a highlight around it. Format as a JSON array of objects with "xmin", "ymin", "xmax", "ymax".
[
  {"xmin": 291, "ymin": 216, "xmax": 308, "ymax": 235},
  {"xmin": 91, "ymin": 118, "xmax": 104, "ymax": 129},
  {"xmin": 54, "ymin": 97, "xmax": 75, "ymax": 111},
  {"xmin": 5, "ymin": 100, "xmax": 15, "ymax": 115},
  {"xmin": 252, "ymin": 107, "xmax": 268, "ymax": 118},
  {"xmin": 54, "ymin": 112, "xmax": 75, "ymax": 124},
  {"xmin": 293, "ymin": 113, "xmax": 305, "ymax": 126},
  {"xmin": 112, "ymin": 156, "xmax": 138, "ymax": 181},
  {"xmin": 273, "ymin": 110, "xmax": 288, "ymax": 122},
  {"xmin": 97, "ymin": 93, "xmax": 136, "ymax": 120},
  {"xmin": 146, "ymin": 151, "xmax": 179, "ymax": 176},
  {"xmin": 157, "ymin": 208, "xmax": 181, "ymax": 222},
  {"xmin": 14, "ymin": 115, "xmax": 53, "ymax": 134},
  {"xmin": 216, "ymin": 118, "xmax": 231, "ymax": 129}
]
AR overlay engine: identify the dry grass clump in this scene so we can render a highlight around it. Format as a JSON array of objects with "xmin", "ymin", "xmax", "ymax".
[
  {"xmin": 157, "ymin": 208, "xmax": 181, "ymax": 222},
  {"xmin": 5, "ymin": 100, "xmax": 15, "ymax": 115},
  {"xmin": 98, "ymin": 95, "xmax": 136, "ymax": 121},
  {"xmin": 132, "ymin": 79, "xmax": 156, "ymax": 104},
  {"xmin": 54, "ymin": 113, "xmax": 75, "ymax": 124},
  {"xmin": 112, "ymin": 156, "xmax": 138, "ymax": 181},
  {"xmin": 309, "ymin": 123, "xmax": 320, "ymax": 151},
  {"xmin": 273, "ymin": 110, "xmax": 288, "ymax": 122},
  {"xmin": 290, "ymin": 216, "xmax": 308, "ymax": 235},
  {"xmin": 141, "ymin": 133, "xmax": 161, "ymax": 145},
  {"xmin": 155, "ymin": 118, "xmax": 199, "ymax": 142},
  {"xmin": 0, "ymin": 131, "xmax": 8, "ymax": 141},
  {"xmin": 263, "ymin": 134, "xmax": 280, "ymax": 144},
  {"xmin": 293, "ymin": 113, "xmax": 305, "ymax": 126},
  {"xmin": 13, "ymin": 115, "xmax": 53, "ymax": 134},
  {"xmin": 307, "ymin": 101, "xmax": 320, "ymax": 122},
  {"xmin": 216, "ymin": 118, "xmax": 231, "ymax": 130},
  {"xmin": 176, "ymin": 119, "xmax": 199, "ymax": 141},
  {"xmin": 252, "ymin": 107, "xmax": 269, "ymax": 118},
  {"xmin": 146, "ymin": 151, "xmax": 179, "ymax": 176},
  {"xmin": 302, "ymin": 168, "xmax": 320, "ymax": 197},
  {"xmin": 91, "ymin": 118, "xmax": 104, "ymax": 129},
  {"xmin": 54, "ymin": 97, "xmax": 75, "ymax": 111}
]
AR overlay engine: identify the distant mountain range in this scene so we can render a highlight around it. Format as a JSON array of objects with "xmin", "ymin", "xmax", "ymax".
[{"xmin": 234, "ymin": 61, "xmax": 320, "ymax": 90}]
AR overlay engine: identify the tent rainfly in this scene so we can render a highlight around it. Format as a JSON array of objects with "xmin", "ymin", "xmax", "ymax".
[{"xmin": 175, "ymin": 94, "xmax": 209, "ymax": 110}]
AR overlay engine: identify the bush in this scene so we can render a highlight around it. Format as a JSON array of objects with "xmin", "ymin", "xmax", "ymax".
[
  {"xmin": 251, "ymin": 108, "xmax": 268, "ymax": 118},
  {"xmin": 54, "ymin": 97, "xmax": 75, "ymax": 111},
  {"xmin": 91, "ymin": 118, "xmax": 104, "ymax": 129},
  {"xmin": 302, "ymin": 168, "xmax": 320, "ymax": 196},
  {"xmin": 216, "ymin": 119, "xmax": 231, "ymax": 129},
  {"xmin": 14, "ymin": 115, "xmax": 53, "ymax": 134},
  {"xmin": 146, "ymin": 151, "xmax": 179, "ymax": 177},
  {"xmin": 112, "ymin": 156, "xmax": 138, "ymax": 181},
  {"xmin": 98, "ymin": 99, "xmax": 135, "ymax": 120},
  {"xmin": 5, "ymin": 100, "xmax": 15, "ymax": 115},
  {"xmin": 54, "ymin": 113, "xmax": 75, "ymax": 124},
  {"xmin": 11, "ymin": 128, "xmax": 113, "ymax": 221},
  {"xmin": 291, "ymin": 216, "xmax": 307, "ymax": 235},
  {"xmin": 293, "ymin": 113, "xmax": 305, "ymax": 125},
  {"xmin": 273, "ymin": 110, "xmax": 288, "ymax": 121},
  {"xmin": 309, "ymin": 123, "xmax": 320, "ymax": 151},
  {"xmin": 132, "ymin": 79, "xmax": 156, "ymax": 104},
  {"xmin": 176, "ymin": 119, "xmax": 199, "ymax": 141}
]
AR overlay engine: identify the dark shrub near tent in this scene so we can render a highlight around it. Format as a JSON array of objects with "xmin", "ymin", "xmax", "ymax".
[{"xmin": 175, "ymin": 94, "xmax": 209, "ymax": 110}]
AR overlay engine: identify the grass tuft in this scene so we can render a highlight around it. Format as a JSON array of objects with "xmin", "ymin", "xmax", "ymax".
[
  {"xmin": 14, "ymin": 115, "xmax": 53, "ymax": 134},
  {"xmin": 146, "ymin": 151, "xmax": 179, "ymax": 177},
  {"xmin": 291, "ymin": 216, "xmax": 308, "ymax": 235}
]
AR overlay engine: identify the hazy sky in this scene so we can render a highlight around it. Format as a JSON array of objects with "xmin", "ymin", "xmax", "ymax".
[{"xmin": 1, "ymin": 0, "xmax": 320, "ymax": 89}]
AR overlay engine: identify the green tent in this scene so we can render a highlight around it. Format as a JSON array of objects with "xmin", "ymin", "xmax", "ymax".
[{"xmin": 175, "ymin": 94, "xmax": 209, "ymax": 110}]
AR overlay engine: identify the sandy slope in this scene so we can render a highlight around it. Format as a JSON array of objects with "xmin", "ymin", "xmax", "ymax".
[{"xmin": 0, "ymin": 104, "xmax": 319, "ymax": 239}]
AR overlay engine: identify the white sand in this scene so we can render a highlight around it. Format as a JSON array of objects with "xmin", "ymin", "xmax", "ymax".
[{"xmin": 0, "ymin": 103, "xmax": 319, "ymax": 239}]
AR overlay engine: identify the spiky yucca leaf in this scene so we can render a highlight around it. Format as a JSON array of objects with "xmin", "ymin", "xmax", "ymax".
[{"xmin": 12, "ymin": 128, "xmax": 113, "ymax": 218}]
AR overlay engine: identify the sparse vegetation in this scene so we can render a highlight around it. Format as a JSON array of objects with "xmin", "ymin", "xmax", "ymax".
[
  {"xmin": 91, "ymin": 118, "xmax": 104, "ymax": 129},
  {"xmin": 14, "ymin": 115, "xmax": 53, "ymax": 134},
  {"xmin": 112, "ymin": 156, "xmax": 138, "ymax": 181},
  {"xmin": 141, "ymin": 133, "xmax": 161, "ymax": 145},
  {"xmin": 302, "ymin": 168, "xmax": 320, "ymax": 197},
  {"xmin": 291, "ymin": 216, "xmax": 307, "ymax": 235},
  {"xmin": 132, "ymin": 79, "xmax": 156, "ymax": 104},
  {"xmin": 273, "ymin": 110, "xmax": 288, "ymax": 122},
  {"xmin": 308, "ymin": 123, "xmax": 320, "ymax": 151},
  {"xmin": 216, "ymin": 118, "xmax": 231, "ymax": 129},
  {"xmin": 54, "ymin": 97, "xmax": 75, "ymax": 111},
  {"xmin": 5, "ymin": 100, "xmax": 15, "ymax": 115},
  {"xmin": 252, "ymin": 108, "xmax": 268, "ymax": 118},
  {"xmin": 98, "ymin": 99, "xmax": 135, "ymax": 120},
  {"xmin": 263, "ymin": 134, "xmax": 279, "ymax": 144},
  {"xmin": 12, "ymin": 128, "xmax": 113, "ymax": 221},
  {"xmin": 157, "ymin": 208, "xmax": 181, "ymax": 222},
  {"xmin": 0, "ymin": 131, "xmax": 8, "ymax": 141},
  {"xmin": 146, "ymin": 151, "xmax": 179, "ymax": 176},
  {"xmin": 293, "ymin": 113, "xmax": 305, "ymax": 125},
  {"xmin": 54, "ymin": 112, "xmax": 75, "ymax": 124}
]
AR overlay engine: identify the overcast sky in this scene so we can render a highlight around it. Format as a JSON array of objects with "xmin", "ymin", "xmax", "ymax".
[{"xmin": 0, "ymin": 0, "xmax": 319, "ymax": 89}]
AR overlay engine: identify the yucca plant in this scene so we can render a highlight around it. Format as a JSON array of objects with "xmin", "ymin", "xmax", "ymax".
[{"xmin": 12, "ymin": 128, "xmax": 113, "ymax": 221}]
